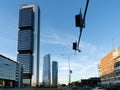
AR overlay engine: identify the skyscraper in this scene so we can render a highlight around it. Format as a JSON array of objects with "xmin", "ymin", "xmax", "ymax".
[
  {"xmin": 43, "ymin": 54, "xmax": 51, "ymax": 86},
  {"xmin": 52, "ymin": 61, "xmax": 58, "ymax": 86},
  {"xmin": 17, "ymin": 4, "xmax": 40, "ymax": 86}
]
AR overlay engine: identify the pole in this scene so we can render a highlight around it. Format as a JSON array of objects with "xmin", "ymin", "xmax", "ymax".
[
  {"xmin": 61, "ymin": 54, "xmax": 75, "ymax": 90},
  {"xmin": 68, "ymin": 56, "xmax": 70, "ymax": 87},
  {"xmin": 77, "ymin": 0, "xmax": 89, "ymax": 50}
]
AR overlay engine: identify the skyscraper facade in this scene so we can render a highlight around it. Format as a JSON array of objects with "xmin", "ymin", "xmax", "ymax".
[
  {"xmin": 52, "ymin": 61, "xmax": 58, "ymax": 86},
  {"xmin": 43, "ymin": 54, "xmax": 51, "ymax": 86},
  {"xmin": 17, "ymin": 4, "xmax": 40, "ymax": 86}
]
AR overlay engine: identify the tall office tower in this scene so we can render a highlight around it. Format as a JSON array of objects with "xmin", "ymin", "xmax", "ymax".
[
  {"xmin": 52, "ymin": 61, "xmax": 58, "ymax": 86},
  {"xmin": 43, "ymin": 54, "xmax": 51, "ymax": 86},
  {"xmin": 17, "ymin": 4, "xmax": 40, "ymax": 86}
]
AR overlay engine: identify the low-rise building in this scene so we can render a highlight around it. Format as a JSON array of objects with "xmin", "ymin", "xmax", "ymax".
[
  {"xmin": 0, "ymin": 54, "xmax": 22, "ymax": 88},
  {"xmin": 81, "ymin": 77, "xmax": 101, "ymax": 86}
]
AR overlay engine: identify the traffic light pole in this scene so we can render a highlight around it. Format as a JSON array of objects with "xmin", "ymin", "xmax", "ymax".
[
  {"xmin": 73, "ymin": 0, "xmax": 89, "ymax": 52},
  {"xmin": 78, "ymin": 0, "xmax": 89, "ymax": 47}
]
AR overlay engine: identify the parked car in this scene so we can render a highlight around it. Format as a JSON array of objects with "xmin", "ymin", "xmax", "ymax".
[{"xmin": 92, "ymin": 87, "xmax": 105, "ymax": 90}]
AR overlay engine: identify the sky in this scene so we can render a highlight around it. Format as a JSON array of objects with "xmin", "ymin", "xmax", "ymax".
[{"xmin": 0, "ymin": 0, "xmax": 120, "ymax": 85}]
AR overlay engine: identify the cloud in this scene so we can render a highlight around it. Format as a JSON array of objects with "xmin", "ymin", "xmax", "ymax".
[
  {"xmin": 39, "ymin": 26, "xmax": 109, "ymax": 83},
  {"xmin": 79, "ymin": 62, "xmax": 98, "ymax": 75},
  {"xmin": 41, "ymin": 29, "xmax": 76, "ymax": 47},
  {"xmin": 38, "ymin": 41, "xmax": 108, "ymax": 84},
  {"xmin": 52, "ymin": 54, "xmax": 99, "ymax": 83},
  {"xmin": 81, "ymin": 42, "xmax": 97, "ymax": 53},
  {"xmin": 49, "ymin": 41, "xmax": 108, "ymax": 83}
]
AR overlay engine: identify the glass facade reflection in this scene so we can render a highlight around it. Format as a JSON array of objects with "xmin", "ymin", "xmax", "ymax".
[
  {"xmin": 18, "ymin": 30, "xmax": 33, "ymax": 52},
  {"xmin": 0, "ymin": 55, "xmax": 16, "ymax": 80},
  {"xmin": 43, "ymin": 54, "xmax": 51, "ymax": 86},
  {"xmin": 17, "ymin": 4, "xmax": 40, "ymax": 86},
  {"xmin": 0, "ymin": 54, "xmax": 22, "ymax": 88},
  {"xmin": 52, "ymin": 61, "xmax": 58, "ymax": 86},
  {"xmin": 17, "ymin": 54, "xmax": 33, "ymax": 74}
]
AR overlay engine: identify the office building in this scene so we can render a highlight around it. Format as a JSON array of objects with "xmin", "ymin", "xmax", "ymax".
[
  {"xmin": 52, "ymin": 61, "xmax": 58, "ymax": 86},
  {"xmin": 98, "ymin": 46, "xmax": 120, "ymax": 86},
  {"xmin": 43, "ymin": 54, "xmax": 51, "ymax": 86},
  {"xmin": 0, "ymin": 54, "xmax": 22, "ymax": 88},
  {"xmin": 17, "ymin": 4, "xmax": 40, "ymax": 86},
  {"xmin": 81, "ymin": 77, "xmax": 101, "ymax": 86}
]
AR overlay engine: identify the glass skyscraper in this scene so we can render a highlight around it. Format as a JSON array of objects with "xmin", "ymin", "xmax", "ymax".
[
  {"xmin": 17, "ymin": 4, "xmax": 40, "ymax": 86},
  {"xmin": 43, "ymin": 54, "xmax": 51, "ymax": 86},
  {"xmin": 52, "ymin": 61, "xmax": 58, "ymax": 86}
]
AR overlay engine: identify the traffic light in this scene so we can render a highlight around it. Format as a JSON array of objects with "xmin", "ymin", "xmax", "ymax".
[
  {"xmin": 73, "ymin": 42, "xmax": 77, "ymax": 50},
  {"xmin": 70, "ymin": 70, "xmax": 72, "ymax": 73},
  {"xmin": 75, "ymin": 13, "xmax": 82, "ymax": 27}
]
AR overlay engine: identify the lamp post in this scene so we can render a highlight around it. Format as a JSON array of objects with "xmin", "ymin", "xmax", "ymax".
[{"xmin": 61, "ymin": 53, "xmax": 75, "ymax": 89}]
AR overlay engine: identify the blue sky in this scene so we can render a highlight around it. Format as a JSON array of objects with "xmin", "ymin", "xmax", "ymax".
[{"xmin": 0, "ymin": 0, "xmax": 120, "ymax": 85}]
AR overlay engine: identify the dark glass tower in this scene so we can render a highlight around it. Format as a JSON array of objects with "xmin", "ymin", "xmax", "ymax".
[
  {"xmin": 17, "ymin": 4, "xmax": 40, "ymax": 86},
  {"xmin": 43, "ymin": 54, "xmax": 51, "ymax": 86},
  {"xmin": 52, "ymin": 61, "xmax": 58, "ymax": 86}
]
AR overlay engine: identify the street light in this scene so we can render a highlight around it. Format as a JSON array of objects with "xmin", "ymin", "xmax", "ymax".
[{"xmin": 61, "ymin": 53, "xmax": 76, "ymax": 88}]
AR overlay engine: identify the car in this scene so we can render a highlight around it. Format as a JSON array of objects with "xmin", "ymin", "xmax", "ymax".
[{"xmin": 92, "ymin": 87, "xmax": 105, "ymax": 90}]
